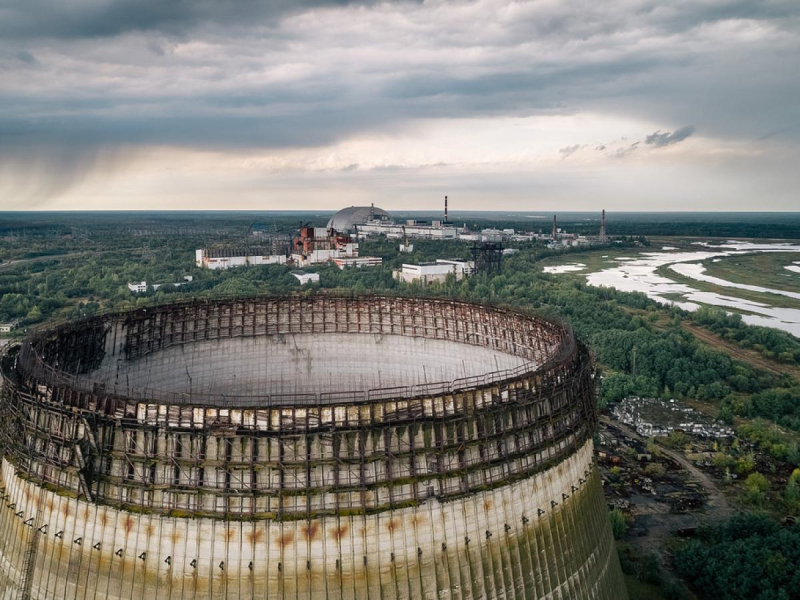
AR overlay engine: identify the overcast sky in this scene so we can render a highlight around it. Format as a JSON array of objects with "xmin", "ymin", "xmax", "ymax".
[{"xmin": 1, "ymin": 0, "xmax": 798, "ymax": 211}]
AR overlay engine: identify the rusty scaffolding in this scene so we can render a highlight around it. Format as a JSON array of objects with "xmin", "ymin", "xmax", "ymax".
[{"xmin": 0, "ymin": 295, "xmax": 596, "ymax": 521}]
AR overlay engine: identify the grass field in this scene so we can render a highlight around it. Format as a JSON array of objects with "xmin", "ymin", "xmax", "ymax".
[
  {"xmin": 701, "ymin": 252, "xmax": 800, "ymax": 293},
  {"xmin": 657, "ymin": 263, "xmax": 800, "ymax": 311},
  {"xmin": 538, "ymin": 246, "xmax": 643, "ymax": 276}
]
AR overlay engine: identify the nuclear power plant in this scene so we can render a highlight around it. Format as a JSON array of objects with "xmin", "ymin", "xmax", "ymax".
[{"xmin": 0, "ymin": 295, "xmax": 626, "ymax": 598}]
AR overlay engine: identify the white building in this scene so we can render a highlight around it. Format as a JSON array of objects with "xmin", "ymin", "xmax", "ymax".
[
  {"xmin": 127, "ymin": 281, "xmax": 147, "ymax": 293},
  {"xmin": 357, "ymin": 220, "xmax": 459, "ymax": 240},
  {"xmin": 291, "ymin": 271, "xmax": 320, "ymax": 285},
  {"xmin": 393, "ymin": 259, "xmax": 474, "ymax": 285},
  {"xmin": 333, "ymin": 256, "xmax": 383, "ymax": 269},
  {"xmin": 0, "ymin": 321, "xmax": 20, "ymax": 334},
  {"xmin": 196, "ymin": 248, "xmax": 287, "ymax": 270}
]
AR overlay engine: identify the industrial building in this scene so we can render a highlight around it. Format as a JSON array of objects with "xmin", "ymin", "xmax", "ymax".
[
  {"xmin": 127, "ymin": 281, "xmax": 148, "ymax": 293},
  {"xmin": 326, "ymin": 205, "xmax": 392, "ymax": 232},
  {"xmin": 291, "ymin": 226, "xmax": 382, "ymax": 269},
  {"xmin": 195, "ymin": 247, "xmax": 287, "ymax": 270},
  {"xmin": 393, "ymin": 259, "xmax": 474, "ymax": 285},
  {"xmin": 329, "ymin": 199, "xmax": 460, "ymax": 240},
  {"xmin": 291, "ymin": 271, "xmax": 320, "ymax": 285},
  {"xmin": 0, "ymin": 295, "xmax": 626, "ymax": 597},
  {"xmin": 357, "ymin": 219, "xmax": 459, "ymax": 240}
]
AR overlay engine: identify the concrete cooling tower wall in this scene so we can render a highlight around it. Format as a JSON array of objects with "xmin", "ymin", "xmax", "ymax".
[{"xmin": 0, "ymin": 295, "xmax": 627, "ymax": 599}]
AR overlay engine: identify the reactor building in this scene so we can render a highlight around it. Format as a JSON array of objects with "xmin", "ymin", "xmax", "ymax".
[{"xmin": 0, "ymin": 295, "xmax": 626, "ymax": 599}]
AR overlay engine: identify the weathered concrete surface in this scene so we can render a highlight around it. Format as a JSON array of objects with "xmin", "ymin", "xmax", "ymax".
[
  {"xmin": 0, "ymin": 441, "xmax": 626, "ymax": 599},
  {"xmin": 0, "ymin": 298, "xmax": 625, "ymax": 598},
  {"xmin": 84, "ymin": 334, "xmax": 529, "ymax": 396}
]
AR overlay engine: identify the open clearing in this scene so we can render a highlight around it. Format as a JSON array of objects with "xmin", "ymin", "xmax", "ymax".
[{"xmin": 702, "ymin": 252, "xmax": 800, "ymax": 293}]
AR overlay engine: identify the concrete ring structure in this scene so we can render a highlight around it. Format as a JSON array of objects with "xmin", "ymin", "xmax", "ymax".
[{"xmin": 0, "ymin": 295, "xmax": 626, "ymax": 599}]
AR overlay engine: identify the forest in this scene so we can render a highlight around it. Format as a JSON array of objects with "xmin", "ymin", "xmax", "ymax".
[
  {"xmin": 2, "ymin": 221, "xmax": 799, "ymax": 438},
  {"xmin": 2, "ymin": 212, "xmax": 800, "ymax": 599},
  {"xmin": 674, "ymin": 515, "xmax": 800, "ymax": 600}
]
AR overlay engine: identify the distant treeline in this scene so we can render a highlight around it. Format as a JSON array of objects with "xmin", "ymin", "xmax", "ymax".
[{"xmin": 1, "ymin": 217, "xmax": 798, "ymax": 440}]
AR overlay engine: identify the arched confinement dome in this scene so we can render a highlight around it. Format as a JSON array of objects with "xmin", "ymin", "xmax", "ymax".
[{"xmin": 326, "ymin": 205, "xmax": 391, "ymax": 232}]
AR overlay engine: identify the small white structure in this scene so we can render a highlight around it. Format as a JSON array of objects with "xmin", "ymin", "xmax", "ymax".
[
  {"xmin": 291, "ymin": 271, "xmax": 320, "ymax": 285},
  {"xmin": 399, "ymin": 243, "xmax": 414, "ymax": 253},
  {"xmin": 0, "ymin": 321, "xmax": 20, "ymax": 334},
  {"xmin": 127, "ymin": 281, "xmax": 147, "ymax": 293},
  {"xmin": 393, "ymin": 259, "xmax": 474, "ymax": 285},
  {"xmin": 481, "ymin": 229, "xmax": 504, "ymax": 243}
]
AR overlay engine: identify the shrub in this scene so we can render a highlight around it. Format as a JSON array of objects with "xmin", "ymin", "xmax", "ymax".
[
  {"xmin": 609, "ymin": 508, "xmax": 627, "ymax": 540},
  {"xmin": 744, "ymin": 472, "xmax": 770, "ymax": 505},
  {"xmin": 644, "ymin": 463, "xmax": 666, "ymax": 477}
]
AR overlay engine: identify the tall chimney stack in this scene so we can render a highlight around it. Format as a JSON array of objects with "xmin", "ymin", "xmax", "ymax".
[
  {"xmin": 599, "ymin": 209, "xmax": 607, "ymax": 242},
  {"xmin": 444, "ymin": 195, "xmax": 449, "ymax": 223},
  {"xmin": 552, "ymin": 215, "xmax": 557, "ymax": 238}
]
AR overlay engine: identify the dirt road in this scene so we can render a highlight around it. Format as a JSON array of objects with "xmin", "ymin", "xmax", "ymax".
[
  {"xmin": 682, "ymin": 322, "xmax": 800, "ymax": 379},
  {"xmin": 0, "ymin": 251, "xmax": 89, "ymax": 271}
]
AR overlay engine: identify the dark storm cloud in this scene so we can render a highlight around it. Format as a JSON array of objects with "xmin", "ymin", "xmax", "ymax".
[
  {"xmin": 0, "ymin": 0, "xmax": 390, "ymax": 39},
  {"xmin": 2, "ymin": 0, "xmax": 798, "ymax": 149},
  {"xmin": 1, "ymin": 0, "xmax": 799, "ymax": 205},
  {"xmin": 645, "ymin": 125, "xmax": 696, "ymax": 147}
]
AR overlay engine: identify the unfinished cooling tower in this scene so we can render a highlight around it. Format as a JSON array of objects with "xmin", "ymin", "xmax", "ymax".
[{"xmin": 0, "ymin": 295, "xmax": 626, "ymax": 599}]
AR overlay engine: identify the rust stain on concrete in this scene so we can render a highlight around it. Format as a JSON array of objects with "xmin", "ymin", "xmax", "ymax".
[
  {"xmin": 330, "ymin": 524, "xmax": 349, "ymax": 541},
  {"xmin": 301, "ymin": 522, "xmax": 320, "ymax": 541},
  {"xmin": 247, "ymin": 528, "xmax": 264, "ymax": 544},
  {"xmin": 278, "ymin": 531, "xmax": 294, "ymax": 549}
]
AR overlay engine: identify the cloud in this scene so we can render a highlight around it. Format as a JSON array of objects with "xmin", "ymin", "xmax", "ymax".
[
  {"xmin": 645, "ymin": 125, "xmax": 697, "ymax": 147},
  {"xmin": 14, "ymin": 49, "xmax": 38, "ymax": 65},
  {"xmin": 559, "ymin": 144, "xmax": 583, "ymax": 159},
  {"xmin": 0, "ymin": 0, "xmax": 387, "ymax": 39},
  {"xmin": 0, "ymin": 0, "xmax": 798, "ymax": 208}
]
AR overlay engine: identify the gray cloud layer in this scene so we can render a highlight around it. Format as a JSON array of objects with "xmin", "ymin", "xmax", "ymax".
[
  {"xmin": 1, "ymin": 0, "xmax": 799, "ymax": 206},
  {"xmin": 645, "ymin": 125, "xmax": 696, "ymax": 147},
  {"xmin": 0, "ymin": 1, "xmax": 386, "ymax": 39}
]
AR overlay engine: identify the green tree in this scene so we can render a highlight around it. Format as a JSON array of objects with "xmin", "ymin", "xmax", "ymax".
[
  {"xmin": 609, "ymin": 508, "xmax": 627, "ymax": 540},
  {"xmin": 744, "ymin": 472, "xmax": 770, "ymax": 505}
]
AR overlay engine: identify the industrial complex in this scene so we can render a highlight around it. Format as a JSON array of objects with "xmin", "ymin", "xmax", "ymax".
[
  {"xmin": 194, "ymin": 201, "xmax": 611, "ymax": 276},
  {"xmin": 0, "ymin": 295, "xmax": 625, "ymax": 598}
]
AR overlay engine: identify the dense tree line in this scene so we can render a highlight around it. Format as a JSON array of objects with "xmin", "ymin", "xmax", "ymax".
[
  {"xmin": 692, "ymin": 306, "xmax": 800, "ymax": 365},
  {"xmin": 2, "ymin": 220, "xmax": 798, "ymax": 435},
  {"xmin": 674, "ymin": 515, "xmax": 800, "ymax": 599}
]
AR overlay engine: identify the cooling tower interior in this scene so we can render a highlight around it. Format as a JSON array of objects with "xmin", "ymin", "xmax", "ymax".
[{"xmin": 0, "ymin": 295, "xmax": 627, "ymax": 599}]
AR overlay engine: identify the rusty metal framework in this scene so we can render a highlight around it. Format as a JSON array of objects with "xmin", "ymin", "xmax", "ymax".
[{"xmin": 0, "ymin": 295, "xmax": 596, "ymax": 521}]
